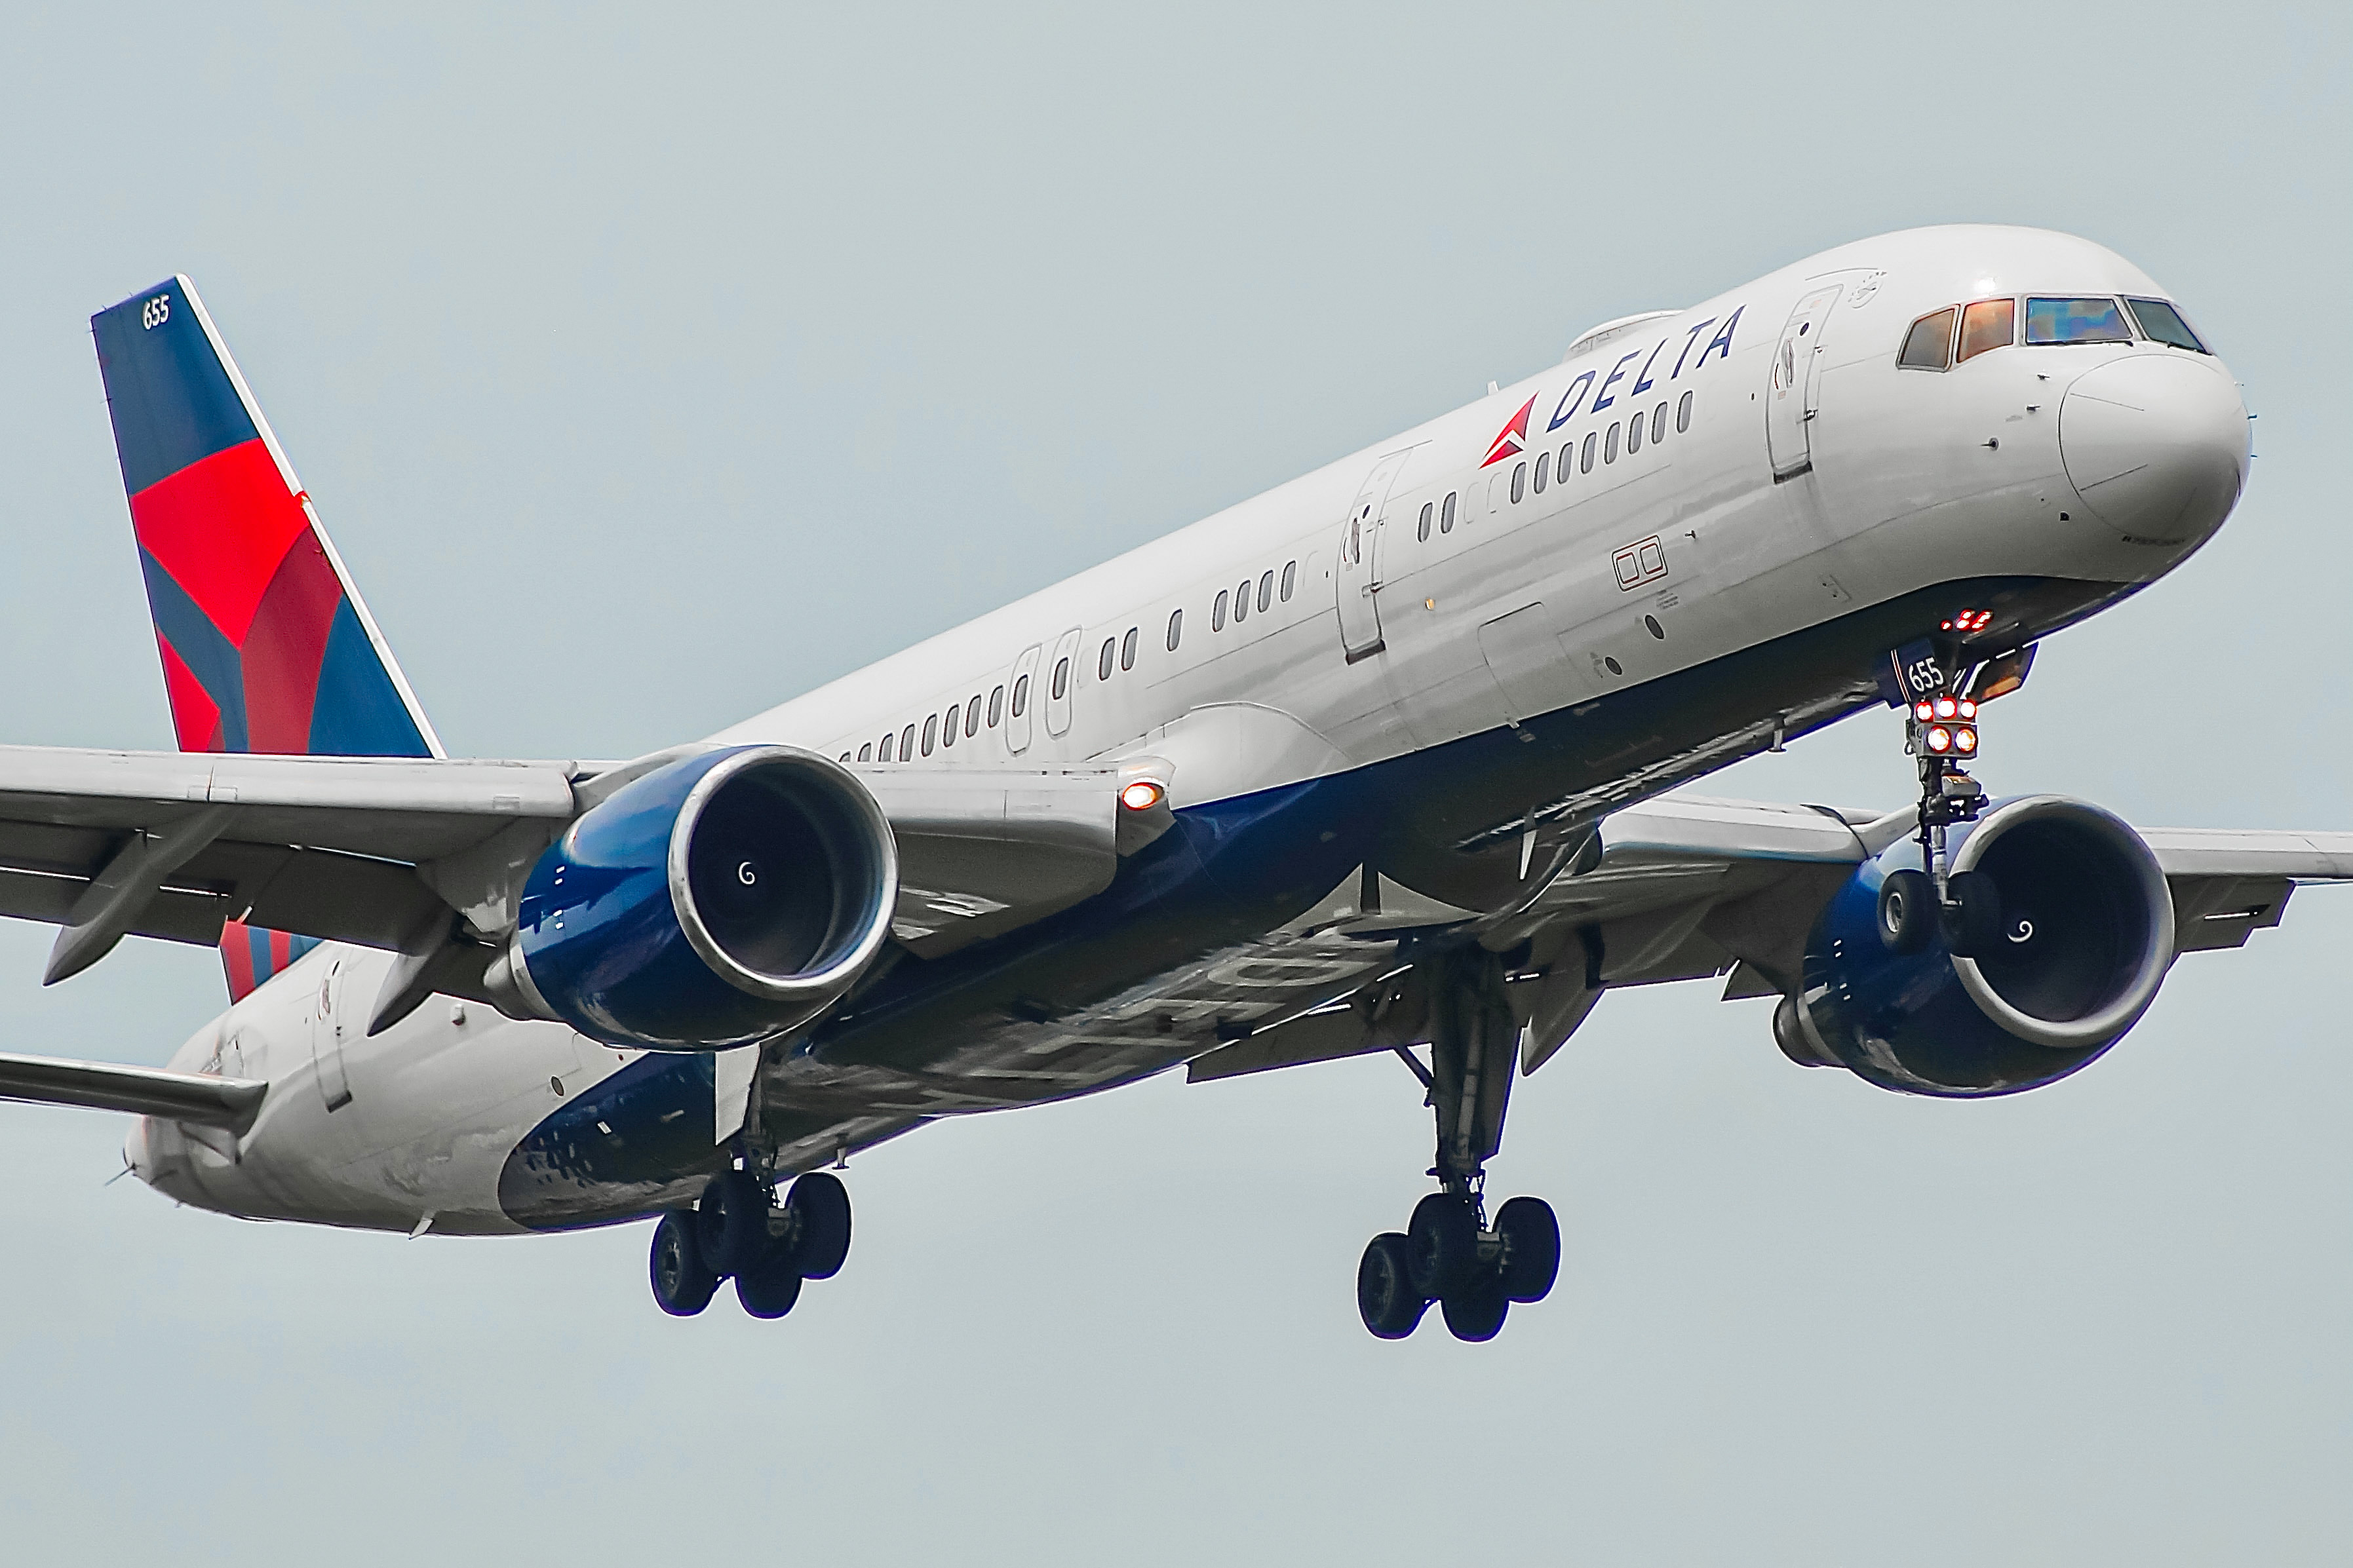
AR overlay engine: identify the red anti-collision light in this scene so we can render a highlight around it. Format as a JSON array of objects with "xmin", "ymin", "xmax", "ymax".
[{"xmin": 1120, "ymin": 780, "xmax": 1165, "ymax": 812}]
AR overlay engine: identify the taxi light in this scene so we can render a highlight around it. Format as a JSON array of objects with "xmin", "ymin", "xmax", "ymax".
[
  {"xmin": 1915, "ymin": 701, "xmax": 1935, "ymax": 721},
  {"xmin": 1934, "ymin": 696, "xmax": 1958, "ymax": 719},
  {"xmin": 1925, "ymin": 727, "xmax": 1953, "ymax": 754},
  {"xmin": 1958, "ymin": 700, "xmax": 1977, "ymax": 719},
  {"xmin": 1119, "ymin": 780, "xmax": 1165, "ymax": 813}
]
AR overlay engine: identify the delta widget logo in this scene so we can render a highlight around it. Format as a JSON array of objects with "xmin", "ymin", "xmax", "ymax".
[{"xmin": 1481, "ymin": 394, "xmax": 1536, "ymax": 468}]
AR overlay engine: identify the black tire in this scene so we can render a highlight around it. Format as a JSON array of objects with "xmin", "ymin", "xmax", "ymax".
[
  {"xmin": 1941, "ymin": 870, "xmax": 2004, "ymax": 957},
  {"xmin": 1878, "ymin": 869, "xmax": 1935, "ymax": 954},
  {"xmin": 1496, "ymin": 1196, "xmax": 1561, "ymax": 1304},
  {"xmin": 1356, "ymin": 1233, "xmax": 1429, "ymax": 1339},
  {"xmin": 784, "ymin": 1172, "xmax": 853, "ymax": 1280},
  {"xmin": 735, "ymin": 1251, "xmax": 804, "ymax": 1320},
  {"xmin": 1406, "ymin": 1191, "xmax": 1479, "ymax": 1300},
  {"xmin": 1441, "ymin": 1273, "xmax": 1510, "ymax": 1343},
  {"xmin": 696, "ymin": 1169, "xmax": 773, "ymax": 1278},
  {"xmin": 649, "ymin": 1210, "xmax": 718, "ymax": 1317}
]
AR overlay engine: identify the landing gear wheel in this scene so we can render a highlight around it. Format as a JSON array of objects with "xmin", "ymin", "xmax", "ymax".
[
  {"xmin": 1407, "ymin": 1192, "xmax": 1479, "ymax": 1299},
  {"xmin": 1941, "ymin": 870, "xmax": 2004, "ymax": 957},
  {"xmin": 783, "ymin": 1172, "xmax": 852, "ymax": 1280},
  {"xmin": 649, "ymin": 1210, "xmax": 718, "ymax": 1317},
  {"xmin": 1878, "ymin": 869, "xmax": 1935, "ymax": 954},
  {"xmin": 735, "ymin": 1249, "xmax": 805, "ymax": 1320},
  {"xmin": 1441, "ymin": 1272, "xmax": 1510, "ymax": 1343},
  {"xmin": 1357, "ymin": 1233, "xmax": 1429, "ymax": 1339},
  {"xmin": 696, "ymin": 1168, "xmax": 773, "ymax": 1278},
  {"xmin": 1496, "ymin": 1196, "xmax": 1560, "ymax": 1304}
]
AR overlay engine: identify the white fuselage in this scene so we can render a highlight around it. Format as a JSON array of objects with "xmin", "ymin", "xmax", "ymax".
[{"xmin": 130, "ymin": 225, "xmax": 2249, "ymax": 1234}]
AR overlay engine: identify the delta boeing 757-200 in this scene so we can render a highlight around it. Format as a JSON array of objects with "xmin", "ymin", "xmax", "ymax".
[{"xmin": 1, "ymin": 225, "xmax": 2341, "ymax": 1340}]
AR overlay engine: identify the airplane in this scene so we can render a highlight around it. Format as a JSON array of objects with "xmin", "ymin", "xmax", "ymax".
[{"xmin": 2, "ymin": 224, "xmax": 2343, "ymax": 1342}]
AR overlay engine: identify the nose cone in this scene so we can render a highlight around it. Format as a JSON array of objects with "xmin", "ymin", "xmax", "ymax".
[{"xmin": 2059, "ymin": 354, "xmax": 2249, "ymax": 545}]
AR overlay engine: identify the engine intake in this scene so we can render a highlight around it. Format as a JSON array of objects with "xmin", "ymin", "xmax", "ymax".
[
  {"xmin": 1780, "ymin": 795, "xmax": 2175, "ymax": 1096},
  {"xmin": 497, "ymin": 746, "xmax": 897, "ymax": 1049}
]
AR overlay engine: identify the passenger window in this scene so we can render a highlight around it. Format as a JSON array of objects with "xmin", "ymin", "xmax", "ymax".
[
  {"xmin": 1441, "ymin": 492, "xmax": 1456, "ymax": 533},
  {"xmin": 1604, "ymin": 422, "xmax": 1620, "ymax": 463},
  {"xmin": 1625, "ymin": 413, "xmax": 1642, "ymax": 454},
  {"xmin": 1213, "ymin": 589, "xmax": 1228, "ymax": 629},
  {"xmin": 1650, "ymin": 402, "xmax": 1666, "ymax": 444},
  {"xmin": 1099, "ymin": 638, "xmax": 1116, "ymax": 681},
  {"xmin": 1510, "ymin": 461, "xmax": 1527, "ymax": 503},
  {"xmin": 840, "ymin": 752, "xmax": 851, "ymax": 763},
  {"xmin": 880, "ymin": 733, "xmax": 895, "ymax": 761},
  {"xmin": 1167, "ymin": 607, "xmax": 1182, "ymax": 651},
  {"xmin": 2125, "ymin": 297, "xmax": 2207, "ymax": 352},
  {"xmin": 901, "ymin": 723, "xmax": 916, "ymax": 759},
  {"xmin": 857, "ymin": 742, "xmax": 872, "ymax": 761},
  {"xmin": 1256, "ymin": 571, "xmax": 1273, "ymax": 613},
  {"xmin": 2025, "ymin": 296, "xmax": 2131, "ymax": 345},
  {"xmin": 966, "ymin": 695, "xmax": 981, "ymax": 736},
  {"xmin": 1012, "ymin": 675, "xmax": 1029, "ymax": 716},
  {"xmin": 1234, "ymin": 581, "xmax": 1250, "ymax": 622},
  {"xmin": 1580, "ymin": 432, "xmax": 1596, "ymax": 473},
  {"xmin": 1418, "ymin": 501, "xmax": 1432, "ymax": 541},
  {"xmin": 1899, "ymin": 307, "xmax": 1956, "ymax": 370},
  {"xmin": 1121, "ymin": 626, "xmax": 1138, "ymax": 670},
  {"xmin": 941, "ymin": 704, "xmax": 957, "ymax": 747},
  {"xmin": 1051, "ymin": 659, "xmax": 1068, "ymax": 701},
  {"xmin": 989, "ymin": 685, "xmax": 1004, "ymax": 726},
  {"xmin": 1676, "ymin": 391, "xmax": 1692, "ymax": 432},
  {"xmin": 1281, "ymin": 560, "xmax": 1295, "ymax": 601},
  {"xmin": 1533, "ymin": 450, "xmax": 1549, "ymax": 493},
  {"xmin": 1956, "ymin": 298, "xmax": 2014, "ymax": 362}
]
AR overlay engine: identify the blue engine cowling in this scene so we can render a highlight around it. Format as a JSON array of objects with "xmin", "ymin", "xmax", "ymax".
[
  {"xmin": 1774, "ymin": 795, "xmax": 2177, "ymax": 1098},
  {"xmin": 493, "ymin": 745, "xmax": 898, "ymax": 1049}
]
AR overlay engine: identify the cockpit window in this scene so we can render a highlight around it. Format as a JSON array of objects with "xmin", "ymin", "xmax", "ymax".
[
  {"xmin": 2124, "ymin": 297, "xmax": 2207, "ymax": 353},
  {"xmin": 2025, "ymin": 296, "xmax": 2131, "ymax": 345},
  {"xmin": 1956, "ymin": 298, "xmax": 2015, "ymax": 362},
  {"xmin": 1898, "ymin": 307, "xmax": 1955, "ymax": 370}
]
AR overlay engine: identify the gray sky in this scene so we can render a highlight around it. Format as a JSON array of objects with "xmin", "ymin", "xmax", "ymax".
[{"xmin": 2, "ymin": 3, "xmax": 2348, "ymax": 1561}]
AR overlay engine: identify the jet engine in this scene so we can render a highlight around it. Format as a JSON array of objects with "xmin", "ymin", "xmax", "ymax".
[
  {"xmin": 1773, "ymin": 795, "xmax": 2175, "ymax": 1096},
  {"xmin": 490, "ymin": 745, "xmax": 898, "ymax": 1049}
]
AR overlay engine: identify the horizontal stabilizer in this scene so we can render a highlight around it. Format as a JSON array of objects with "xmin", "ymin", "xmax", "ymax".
[{"xmin": 0, "ymin": 1049, "xmax": 265, "ymax": 1131}]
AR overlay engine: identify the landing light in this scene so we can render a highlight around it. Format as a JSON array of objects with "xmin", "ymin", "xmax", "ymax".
[
  {"xmin": 1120, "ymin": 780, "xmax": 1165, "ymax": 813},
  {"xmin": 1954, "ymin": 727, "xmax": 1977, "ymax": 754},
  {"xmin": 1925, "ymin": 726, "xmax": 1953, "ymax": 754}
]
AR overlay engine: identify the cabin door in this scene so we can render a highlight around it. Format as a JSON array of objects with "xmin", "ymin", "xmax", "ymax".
[
  {"xmin": 1766, "ymin": 283, "xmax": 1842, "ymax": 480},
  {"xmin": 310, "ymin": 954, "xmax": 354, "ymax": 1112},
  {"xmin": 1336, "ymin": 451, "xmax": 1411, "ymax": 662}
]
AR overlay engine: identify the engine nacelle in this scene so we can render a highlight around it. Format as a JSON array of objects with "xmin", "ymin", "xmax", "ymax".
[
  {"xmin": 494, "ymin": 745, "xmax": 897, "ymax": 1049},
  {"xmin": 1774, "ymin": 795, "xmax": 2176, "ymax": 1097}
]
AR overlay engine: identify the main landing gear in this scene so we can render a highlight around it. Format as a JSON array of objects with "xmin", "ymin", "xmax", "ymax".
[
  {"xmin": 648, "ymin": 1167, "xmax": 852, "ymax": 1320},
  {"xmin": 1356, "ymin": 949, "xmax": 1561, "ymax": 1342}
]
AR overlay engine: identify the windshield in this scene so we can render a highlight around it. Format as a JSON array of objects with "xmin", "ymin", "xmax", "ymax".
[
  {"xmin": 2025, "ymin": 296, "xmax": 2133, "ymax": 345},
  {"xmin": 2124, "ymin": 297, "xmax": 2208, "ymax": 352}
]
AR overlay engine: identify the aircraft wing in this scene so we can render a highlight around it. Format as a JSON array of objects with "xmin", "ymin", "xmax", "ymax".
[
  {"xmin": 0, "ymin": 743, "xmax": 1161, "ymax": 978},
  {"xmin": 1185, "ymin": 794, "xmax": 2353, "ymax": 1084},
  {"xmin": 0, "ymin": 1048, "xmax": 265, "ymax": 1132}
]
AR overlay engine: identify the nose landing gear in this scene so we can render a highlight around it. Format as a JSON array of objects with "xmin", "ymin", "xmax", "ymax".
[
  {"xmin": 1355, "ymin": 948, "xmax": 1561, "ymax": 1342},
  {"xmin": 646, "ymin": 1166, "xmax": 853, "ymax": 1320}
]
